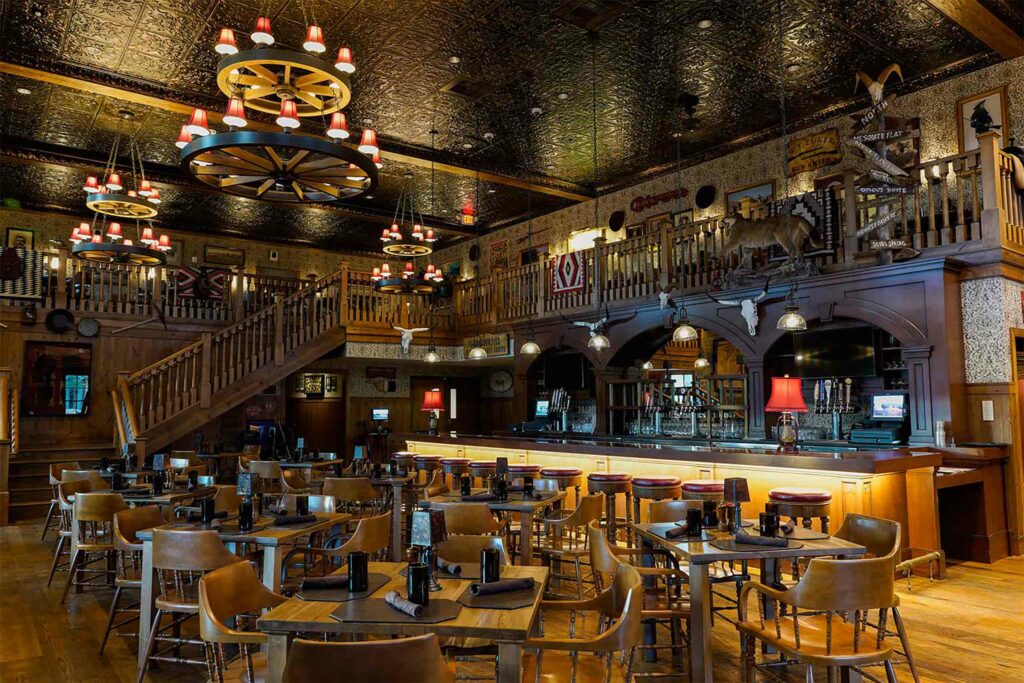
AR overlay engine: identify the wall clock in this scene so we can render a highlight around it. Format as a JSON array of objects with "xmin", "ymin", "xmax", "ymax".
[{"xmin": 488, "ymin": 370, "xmax": 514, "ymax": 394}]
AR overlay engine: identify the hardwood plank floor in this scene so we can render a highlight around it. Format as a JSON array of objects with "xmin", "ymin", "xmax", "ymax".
[{"xmin": 2, "ymin": 519, "xmax": 1021, "ymax": 682}]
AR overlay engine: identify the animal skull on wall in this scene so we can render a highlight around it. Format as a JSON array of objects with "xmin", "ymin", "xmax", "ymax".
[{"xmin": 705, "ymin": 278, "xmax": 771, "ymax": 336}]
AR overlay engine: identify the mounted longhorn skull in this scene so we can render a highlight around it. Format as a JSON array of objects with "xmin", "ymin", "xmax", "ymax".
[
  {"xmin": 705, "ymin": 278, "xmax": 771, "ymax": 336},
  {"xmin": 560, "ymin": 303, "xmax": 638, "ymax": 348}
]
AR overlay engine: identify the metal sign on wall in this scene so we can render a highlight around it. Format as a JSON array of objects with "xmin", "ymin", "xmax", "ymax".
[
  {"xmin": 462, "ymin": 333, "xmax": 511, "ymax": 357},
  {"xmin": 786, "ymin": 128, "xmax": 842, "ymax": 177}
]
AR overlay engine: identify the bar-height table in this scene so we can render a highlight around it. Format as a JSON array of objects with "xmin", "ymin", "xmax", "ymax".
[
  {"xmin": 134, "ymin": 511, "xmax": 351, "ymax": 669},
  {"xmin": 258, "ymin": 561, "xmax": 548, "ymax": 683},
  {"xmin": 421, "ymin": 489, "xmax": 567, "ymax": 566},
  {"xmin": 632, "ymin": 522, "xmax": 866, "ymax": 683}
]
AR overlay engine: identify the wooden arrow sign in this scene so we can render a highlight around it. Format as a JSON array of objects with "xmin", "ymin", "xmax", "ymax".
[
  {"xmin": 855, "ymin": 184, "xmax": 916, "ymax": 195},
  {"xmin": 855, "ymin": 211, "xmax": 900, "ymax": 238},
  {"xmin": 858, "ymin": 194, "xmax": 903, "ymax": 210},
  {"xmin": 848, "ymin": 139, "xmax": 909, "ymax": 176},
  {"xmin": 852, "ymin": 129, "xmax": 913, "ymax": 144}
]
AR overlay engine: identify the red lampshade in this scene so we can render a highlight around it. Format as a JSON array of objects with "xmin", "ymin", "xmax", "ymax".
[
  {"xmin": 141, "ymin": 227, "xmax": 155, "ymax": 245},
  {"xmin": 148, "ymin": 188, "xmax": 162, "ymax": 204},
  {"xmin": 123, "ymin": 239, "xmax": 134, "ymax": 246},
  {"xmin": 380, "ymin": 228, "xmax": 391, "ymax": 242},
  {"xmin": 334, "ymin": 46, "xmax": 355, "ymax": 73},
  {"xmin": 252, "ymin": 17, "xmax": 274, "ymax": 45},
  {"xmin": 105, "ymin": 173, "xmax": 122, "ymax": 191},
  {"xmin": 358, "ymin": 128, "xmax": 378, "ymax": 155},
  {"xmin": 83, "ymin": 176, "xmax": 100, "ymax": 193},
  {"xmin": 91, "ymin": 232, "xmax": 103, "ymax": 244},
  {"xmin": 404, "ymin": 261, "xmax": 414, "ymax": 273},
  {"xmin": 371, "ymin": 266, "xmax": 381, "ymax": 281},
  {"xmin": 424, "ymin": 228, "xmax": 436, "ymax": 242},
  {"xmin": 373, "ymin": 152, "xmax": 382, "ymax": 169},
  {"xmin": 215, "ymin": 27, "xmax": 238, "ymax": 55},
  {"xmin": 126, "ymin": 190, "xmax": 138, "ymax": 198},
  {"xmin": 764, "ymin": 376, "xmax": 809, "ymax": 413},
  {"xmin": 175, "ymin": 124, "xmax": 192, "ymax": 149},
  {"xmin": 157, "ymin": 234, "xmax": 171, "ymax": 251},
  {"xmin": 380, "ymin": 263, "xmax": 391, "ymax": 277},
  {"xmin": 421, "ymin": 388, "xmax": 445, "ymax": 412},
  {"xmin": 138, "ymin": 179, "xmax": 153, "ymax": 196},
  {"xmin": 186, "ymin": 108, "xmax": 210, "ymax": 136},
  {"xmin": 303, "ymin": 25, "xmax": 325, "ymax": 53},
  {"xmin": 106, "ymin": 222, "xmax": 122, "ymax": 240},
  {"xmin": 425, "ymin": 263, "xmax": 436, "ymax": 279},
  {"xmin": 276, "ymin": 100, "xmax": 299, "ymax": 129},
  {"xmin": 70, "ymin": 225, "xmax": 84, "ymax": 244},
  {"xmin": 327, "ymin": 112, "xmax": 349, "ymax": 139},
  {"xmin": 412, "ymin": 224, "xmax": 423, "ymax": 240},
  {"xmin": 223, "ymin": 97, "xmax": 247, "ymax": 128}
]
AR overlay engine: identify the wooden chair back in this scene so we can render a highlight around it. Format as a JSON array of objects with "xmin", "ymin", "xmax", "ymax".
[
  {"xmin": 247, "ymin": 460, "xmax": 282, "ymax": 480},
  {"xmin": 322, "ymin": 477, "xmax": 377, "ymax": 503},
  {"xmin": 214, "ymin": 485, "xmax": 243, "ymax": 513},
  {"xmin": 648, "ymin": 499, "xmax": 703, "ymax": 523},
  {"xmin": 440, "ymin": 503, "xmax": 503, "ymax": 535},
  {"xmin": 151, "ymin": 528, "xmax": 241, "ymax": 573},
  {"xmin": 280, "ymin": 469, "xmax": 311, "ymax": 494},
  {"xmin": 58, "ymin": 478, "xmax": 94, "ymax": 506},
  {"xmin": 790, "ymin": 555, "xmax": 898, "ymax": 613},
  {"xmin": 199, "ymin": 560, "xmax": 286, "ymax": 645},
  {"xmin": 113, "ymin": 505, "xmax": 164, "ymax": 551},
  {"xmin": 436, "ymin": 535, "xmax": 510, "ymax": 566},
  {"xmin": 561, "ymin": 493, "xmax": 605, "ymax": 527},
  {"xmin": 73, "ymin": 493, "xmax": 128, "ymax": 549},
  {"xmin": 336, "ymin": 512, "xmax": 391, "ymax": 558},
  {"xmin": 283, "ymin": 634, "xmax": 455, "ymax": 683},
  {"xmin": 587, "ymin": 519, "xmax": 622, "ymax": 581},
  {"xmin": 833, "ymin": 513, "xmax": 901, "ymax": 559},
  {"xmin": 281, "ymin": 493, "xmax": 336, "ymax": 513},
  {"xmin": 61, "ymin": 469, "xmax": 107, "ymax": 489},
  {"xmin": 49, "ymin": 461, "xmax": 82, "ymax": 487}
]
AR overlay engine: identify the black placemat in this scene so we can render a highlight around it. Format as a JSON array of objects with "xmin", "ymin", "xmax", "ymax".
[
  {"xmin": 269, "ymin": 517, "xmax": 323, "ymax": 530},
  {"xmin": 218, "ymin": 519, "xmax": 274, "ymax": 534},
  {"xmin": 330, "ymin": 597, "xmax": 462, "ymax": 624},
  {"xmin": 398, "ymin": 563, "xmax": 481, "ymax": 580},
  {"xmin": 457, "ymin": 583, "xmax": 538, "ymax": 610},
  {"xmin": 774, "ymin": 526, "xmax": 830, "ymax": 541},
  {"xmin": 710, "ymin": 538, "xmax": 804, "ymax": 552},
  {"xmin": 296, "ymin": 573, "xmax": 390, "ymax": 602}
]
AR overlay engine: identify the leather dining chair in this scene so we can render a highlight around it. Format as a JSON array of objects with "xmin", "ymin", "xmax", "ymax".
[{"xmin": 283, "ymin": 633, "xmax": 455, "ymax": 683}]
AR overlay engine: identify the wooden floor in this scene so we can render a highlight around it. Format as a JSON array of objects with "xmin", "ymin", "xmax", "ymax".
[{"xmin": 2, "ymin": 519, "xmax": 1022, "ymax": 682}]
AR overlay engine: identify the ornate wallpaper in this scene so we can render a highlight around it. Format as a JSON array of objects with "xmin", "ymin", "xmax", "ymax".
[{"xmin": 961, "ymin": 277, "xmax": 1024, "ymax": 384}]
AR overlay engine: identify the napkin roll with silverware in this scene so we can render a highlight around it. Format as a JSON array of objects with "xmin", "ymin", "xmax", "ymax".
[
  {"xmin": 470, "ymin": 577, "xmax": 535, "ymax": 596},
  {"xmin": 273, "ymin": 514, "xmax": 317, "ymax": 526},
  {"xmin": 734, "ymin": 529, "xmax": 787, "ymax": 547},
  {"xmin": 437, "ymin": 557, "xmax": 462, "ymax": 575},
  {"xmin": 300, "ymin": 575, "xmax": 348, "ymax": 590},
  {"xmin": 385, "ymin": 590, "xmax": 425, "ymax": 617}
]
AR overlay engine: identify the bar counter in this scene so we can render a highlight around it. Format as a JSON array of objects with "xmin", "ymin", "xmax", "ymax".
[{"xmin": 402, "ymin": 434, "xmax": 942, "ymax": 552}]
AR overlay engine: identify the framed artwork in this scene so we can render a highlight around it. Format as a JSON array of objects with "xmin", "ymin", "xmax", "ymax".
[
  {"xmin": 204, "ymin": 244, "xmax": 245, "ymax": 267},
  {"xmin": 672, "ymin": 209, "xmax": 694, "ymax": 227},
  {"xmin": 957, "ymin": 85, "xmax": 1010, "ymax": 153},
  {"xmin": 21, "ymin": 341, "xmax": 92, "ymax": 417},
  {"xmin": 519, "ymin": 243, "xmax": 548, "ymax": 266},
  {"xmin": 5, "ymin": 227, "xmax": 34, "ymax": 249},
  {"xmin": 489, "ymin": 239, "xmax": 509, "ymax": 271},
  {"xmin": 625, "ymin": 223, "xmax": 643, "ymax": 239},
  {"xmin": 443, "ymin": 260, "xmax": 461, "ymax": 279},
  {"xmin": 303, "ymin": 374, "xmax": 325, "ymax": 399},
  {"xmin": 727, "ymin": 180, "xmax": 775, "ymax": 218},
  {"xmin": 163, "ymin": 239, "xmax": 183, "ymax": 266},
  {"xmin": 644, "ymin": 212, "xmax": 671, "ymax": 234}
]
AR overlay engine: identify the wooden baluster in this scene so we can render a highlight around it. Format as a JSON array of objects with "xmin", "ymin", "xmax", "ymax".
[
  {"xmin": 954, "ymin": 158, "xmax": 967, "ymax": 242},
  {"xmin": 939, "ymin": 162, "xmax": 952, "ymax": 244},
  {"xmin": 274, "ymin": 294, "xmax": 285, "ymax": 366}
]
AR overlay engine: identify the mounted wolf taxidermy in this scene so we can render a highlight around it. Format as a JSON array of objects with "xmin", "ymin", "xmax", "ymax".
[
  {"xmin": 721, "ymin": 214, "xmax": 822, "ymax": 270},
  {"xmin": 705, "ymin": 278, "xmax": 771, "ymax": 336}
]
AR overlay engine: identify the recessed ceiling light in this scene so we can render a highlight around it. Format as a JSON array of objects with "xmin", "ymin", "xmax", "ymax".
[
  {"xmin": 671, "ymin": 131, "xmax": 683, "ymax": 139},
  {"xmin": 16, "ymin": 87, "xmax": 31, "ymax": 95},
  {"xmin": 362, "ymin": 118, "xmax": 372, "ymax": 125},
  {"xmin": 483, "ymin": 132, "xmax": 494, "ymax": 141},
  {"xmin": 486, "ymin": 188, "xmax": 496, "ymax": 194},
  {"xmin": 697, "ymin": 19, "xmax": 713, "ymax": 29},
  {"xmin": 449, "ymin": 55, "xmax": 460, "ymax": 64},
  {"xmin": 531, "ymin": 106, "xmax": 543, "ymax": 116},
  {"xmin": 557, "ymin": 92, "xmax": 568, "ymax": 100},
  {"xmin": 462, "ymin": 142, "xmax": 473, "ymax": 149},
  {"xmin": 785, "ymin": 63, "xmax": 801, "ymax": 73},
  {"xmin": 365, "ymin": 195, "xmax": 374, "ymax": 199}
]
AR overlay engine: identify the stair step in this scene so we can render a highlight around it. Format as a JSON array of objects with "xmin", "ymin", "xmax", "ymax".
[
  {"xmin": 8, "ymin": 501, "xmax": 52, "ymax": 521},
  {"xmin": 8, "ymin": 476, "xmax": 49, "ymax": 491},
  {"xmin": 10, "ymin": 488, "xmax": 52, "ymax": 505}
]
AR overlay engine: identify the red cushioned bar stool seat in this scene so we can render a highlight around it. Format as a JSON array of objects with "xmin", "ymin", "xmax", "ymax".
[
  {"xmin": 468, "ymin": 461, "xmax": 497, "ymax": 486},
  {"xmin": 507, "ymin": 463, "xmax": 541, "ymax": 486},
  {"xmin": 412, "ymin": 454, "xmax": 444, "ymax": 484},
  {"xmin": 587, "ymin": 473, "xmax": 633, "ymax": 544},
  {"xmin": 631, "ymin": 477, "xmax": 683, "ymax": 524},
  {"xmin": 538, "ymin": 467, "xmax": 585, "ymax": 508},
  {"xmin": 391, "ymin": 451, "xmax": 418, "ymax": 475},
  {"xmin": 768, "ymin": 487, "xmax": 833, "ymax": 533},
  {"xmin": 440, "ymin": 458, "xmax": 471, "ymax": 487},
  {"xmin": 681, "ymin": 479, "xmax": 725, "ymax": 501}
]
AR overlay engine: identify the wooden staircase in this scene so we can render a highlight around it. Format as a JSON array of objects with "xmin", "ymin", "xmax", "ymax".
[{"xmin": 115, "ymin": 269, "xmax": 348, "ymax": 459}]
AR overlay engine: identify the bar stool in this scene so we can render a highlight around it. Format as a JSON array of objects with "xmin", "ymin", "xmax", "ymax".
[
  {"xmin": 768, "ymin": 487, "xmax": 833, "ymax": 533},
  {"xmin": 440, "ymin": 457, "xmax": 471, "ymax": 488},
  {"xmin": 42, "ymin": 461, "xmax": 81, "ymax": 543},
  {"xmin": 538, "ymin": 467, "xmax": 584, "ymax": 503},
  {"xmin": 62, "ymin": 492, "xmax": 129, "ymax": 604},
  {"xmin": 468, "ymin": 461, "xmax": 496, "ymax": 487},
  {"xmin": 587, "ymin": 473, "xmax": 633, "ymax": 545},
  {"xmin": 681, "ymin": 479, "xmax": 724, "ymax": 501},
  {"xmin": 412, "ymin": 454, "xmax": 444, "ymax": 484},
  {"xmin": 391, "ymin": 451, "xmax": 418, "ymax": 476},
  {"xmin": 507, "ymin": 463, "xmax": 540, "ymax": 487},
  {"xmin": 631, "ymin": 476, "xmax": 682, "ymax": 524}
]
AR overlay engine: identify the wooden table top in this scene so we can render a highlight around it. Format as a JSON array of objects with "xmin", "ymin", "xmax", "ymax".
[
  {"xmin": 136, "ymin": 511, "xmax": 351, "ymax": 547},
  {"xmin": 258, "ymin": 561, "xmax": 548, "ymax": 641},
  {"xmin": 423, "ymin": 489, "xmax": 566, "ymax": 513},
  {"xmin": 633, "ymin": 522, "xmax": 866, "ymax": 564},
  {"xmin": 70, "ymin": 486, "xmax": 217, "ymax": 506}
]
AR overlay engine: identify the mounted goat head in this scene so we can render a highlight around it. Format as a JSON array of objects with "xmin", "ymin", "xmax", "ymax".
[{"xmin": 705, "ymin": 278, "xmax": 771, "ymax": 336}]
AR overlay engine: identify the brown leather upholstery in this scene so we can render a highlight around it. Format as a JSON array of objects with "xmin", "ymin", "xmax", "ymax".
[
  {"xmin": 681, "ymin": 480, "xmax": 724, "ymax": 492},
  {"xmin": 284, "ymin": 634, "xmax": 455, "ymax": 683},
  {"xmin": 61, "ymin": 469, "xmax": 108, "ymax": 489},
  {"xmin": 508, "ymin": 464, "xmax": 540, "ymax": 473},
  {"xmin": 833, "ymin": 513, "xmax": 900, "ymax": 559},
  {"xmin": 633, "ymin": 477, "xmax": 682, "ymax": 487},
  {"xmin": 769, "ymin": 487, "xmax": 832, "ymax": 504},
  {"xmin": 436, "ymin": 535, "xmax": 510, "ymax": 566},
  {"xmin": 440, "ymin": 457, "xmax": 471, "ymax": 465},
  {"xmin": 588, "ymin": 472, "xmax": 632, "ymax": 482},
  {"xmin": 440, "ymin": 503, "xmax": 503, "ymax": 535},
  {"xmin": 539, "ymin": 467, "xmax": 583, "ymax": 476},
  {"xmin": 467, "ymin": 461, "xmax": 496, "ymax": 468},
  {"xmin": 648, "ymin": 500, "xmax": 703, "ymax": 523},
  {"xmin": 199, "ymin": 560, "xmax": 286, "ymax": 645}
]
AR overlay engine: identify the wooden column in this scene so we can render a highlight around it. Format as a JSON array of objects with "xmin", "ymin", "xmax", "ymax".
[
  {"xmin": 744, "ymin": 356, "xmax": 767, "ymax": 438},
  {"xmin": 592, "ymin": 237, "xmax": 605, "ymax": 308},
  {"xmin": 977, "ymin": 130, "xmax": 1006, "ymax": 248},
  {"xmin": 200, "ymin": 332, "xmax": 213, "ymax": 409},
  {"xmin": 903, "ymin": 345, "xmax": 936, "ymax": 445},
  {"xmin": 0, "ymin": 367, "xmax": 9, "ymax": 525},
  {"xmin": 273, "ymin": 293, "xmax": 285, "ymax": 366},
  {"xmin": 0, "ymin": 440, "xmax": 9, "ymax": 525},
  {"xmin": 232, "ymin": 271, "xmax": 247, "ymax": 320},
  {"xmin": 55, "ymin": 246, "xmax": 68, "ymax": 308},
  {"xmin": 535, "ymin": 261, "xmax": 547, "ymax": 317},
  {"xmin": 339, "ymin": 262, "xmax": 350, "ymax": 325},
  {"xmin": 842, "ymin": 171, "xmax": 861, "ymax": 264},
  {"xmin": 658, "ymin": 221, "xmax": 672, "ymax": 289}
]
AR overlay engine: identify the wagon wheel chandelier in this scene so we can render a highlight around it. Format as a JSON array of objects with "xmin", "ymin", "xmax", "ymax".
[
  {"xmin": 176, "ymin": 2, "xmax": 378, "ymax": 204},
  {"xmin": 73, "ymin": 110, "xmax": 170, "ymax": 264}
]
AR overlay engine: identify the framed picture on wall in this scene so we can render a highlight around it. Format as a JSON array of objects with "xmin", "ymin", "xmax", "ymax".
[
  {"xmin": 644, "ymin": 212, "xmax": 671, "ymax": 234},
  {"xmin": 672, "ymin": 209, "xmax": 694, "ymax": 227},
  {"xmin": 22, "ymin": 341, "xmax": 92, "ymax": 417},
  {"xmin": 5, "ymin": 227, "xmax": 34, "ymax": 249},
  {"xmin": 625, "ymin": 223, "xmax": 643, "ymax": 239},
  {"xmin": 956, "ymin": 85, "xmax": 1010, "ymax": 153},
  {"xmin": 204, "ymin": 245, "xmax": 245, "ymax": 267},
  {"xmin": 727, "ymin": 180, "xmax": 775, "ymax": 218},
  {"xmin": 443, "ymin": 260, "xmax": 461, "ymax": 280}
]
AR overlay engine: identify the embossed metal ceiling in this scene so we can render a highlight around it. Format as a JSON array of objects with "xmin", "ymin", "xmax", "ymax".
[{"xmin": 0, "ymin": 0, "xmax": 1010, "ymax": 252}]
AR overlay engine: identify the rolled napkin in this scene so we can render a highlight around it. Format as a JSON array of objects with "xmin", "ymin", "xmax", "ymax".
[
  {"xmin": 734, "ymin": 530, "xmax": 788, "ymax": 547},
  {"xmin": 437, "ymin": 557, "xmax": 462, "ymax": 575},
  {"xmin": 470, "ymin": 577, "xmax": 536, "ymax": 596},
  {"xmin": 300, "ymin": 575, "xmax": 348, "ymax": 590},
  {"xmin": 273, "ymin": 514, "xmax": 317, "ymax": 526},
  {"xmin": 664, "ymin": 524, "xmax": 691, "ymax": 539},
  {"xmin": 385, "ymin": 590, "xmax": 424, "ymax": 617},
  {"xmin": 779, "ymin": 522, "xmax": 795, "ymax": 535},
  {"xmin": 461, "ymin": 493, "xmax": 497, "ymax": 502},
  {"xmin": 185, "ymin": 511, "xmax": 228, "ymax": 523}
]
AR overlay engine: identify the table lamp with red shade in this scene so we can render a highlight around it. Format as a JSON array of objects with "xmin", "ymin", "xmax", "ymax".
[
  {"xmin": 765, "ymin": 375, "xmax": 808, "ymax": 453},
  {"xmin": 421, "ymin": 388, "xmax": 445, "ymax": 435}
]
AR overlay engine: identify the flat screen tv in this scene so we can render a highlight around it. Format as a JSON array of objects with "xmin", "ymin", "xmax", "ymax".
[
  {"xmin": 534, "ymin": 400, "xmax": 550, "ymax": 418},
  {"xmin": 871, "ymin": 394, "xmax": 907, "ymax": 421},
  {"xmin": 371, "ymin": 408, "xmax": 389, "ymax": 421},
  {"xmin": 792, "ymin": 327, "xmax": 876, "ymax": 378}
]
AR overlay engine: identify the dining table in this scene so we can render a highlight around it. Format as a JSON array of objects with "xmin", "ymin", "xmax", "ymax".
[
  {"xmin": 258, "ymin": 561, "xmax": 548, "ymax": 683},
  {"xmin": 133, "ymin": 510, "xmax": 352, "ymax": 669},
  {"xmin": 420, "ymin": 488, "xmax": 567, "ymax": 566},
  {"xmin": 632, "ymin": 521, "xmax": 867, "ymax": 683}
]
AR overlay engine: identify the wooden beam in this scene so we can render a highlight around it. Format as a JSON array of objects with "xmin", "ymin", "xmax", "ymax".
[
  {"xmin": 923, "ymin": 0, "xmax": 1023, "ymax": 59},
  {"xmin": 0, "ymin": 61, "xmax": 590, "ymax": 202}
]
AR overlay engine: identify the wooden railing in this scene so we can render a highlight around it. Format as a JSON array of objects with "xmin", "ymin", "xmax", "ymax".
[
  {"xmin": 996, "ymin": 150, "xmax": 1024, "ymax": 249},
  {"xmin": 0, "ymin": 368, "xmax": 16, "ymax": 456}
]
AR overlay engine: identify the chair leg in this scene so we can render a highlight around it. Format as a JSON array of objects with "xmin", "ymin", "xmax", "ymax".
[
  {"xmin": 41, "ymin": 501, "xmax": 57, "ymax": 542},
  {"xmin": 136, "ymin": 609, "xmax": 163, "ymax": 683},
  {"xmin": 46, "ymin": 535, "xmax": 68, "ymax": 587},
  {"xmin": 574, "ymin": 558, "xmax": 583, "ymax": 600},
  {"xmin": 624, "ymin": 647, "xmax": 636, "ymax": 682},
  {"xmin": 891, "ymin": 607, "xmax": 920, "ymax": 683},
  {"xmin": 806, "ymin": 663, "xmax": 816, "ymax": 682},
  {"xmin": 60, "ymin": 549, "xmax": 83, "ymax": 604},
  {"xmin": 884, "ymin": 660, "xmax": 899, "ymax": 683},
  {"xmin": 98, "ymin": 586, "xmax": 123, "ymax": 656}
]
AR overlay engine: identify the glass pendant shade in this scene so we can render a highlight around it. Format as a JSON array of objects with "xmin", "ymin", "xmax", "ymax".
[
  {"xmin": 468, "ymin": 345, "xmax": 488, "ymax": 360},
  {"xmin": 672, "ymin": 322, "xmax": 698, "ymax": 342},
  {"xmin": 588, "ymin": 333, "xmax": 610, "ymax": 351},
  {"xmin": 424, "ymin": 347, "xmax": 440, "ymax": 363},
  {"xmin": 694, "ymin": 357, "xmax": 710, "ymax": 370},
  {"xmin": 777, "ymin": 306, "xmax": 808, "ymax": 331},
  {"xmin": 520, "ymin": 339, "xmax": 541, "ymax": 355}
]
